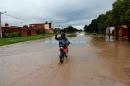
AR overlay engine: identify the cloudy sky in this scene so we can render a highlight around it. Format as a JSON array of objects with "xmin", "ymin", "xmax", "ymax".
[{"xmin": 0, "ymin": 0, "xmax": 116, "ymax": 29}]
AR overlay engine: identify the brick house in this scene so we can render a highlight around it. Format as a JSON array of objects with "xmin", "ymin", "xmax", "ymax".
[
  {"xmin": 29, "ymin": 23, "xmax": 54, "ymax": 33},
  {"xmin": 2, "ymin": 24, "xmax": 22, "ymax": 37},
  {"xmin": 29, "ymin": 23, "xmax": 45, "ymax": 34},
  {"xmin": 44, "ymin": 23, "xmax": 54, "ymax": 33},
  {"xmin": 2, "ymin": 22, "xmax": 54, "ymax": 38},
  {"xmin": 114, "ymin": 25, "xmax": 128, "ymax": 40},
  {"xmin": 2, "ymin": 23, "xmax": 38, "ymax": 37},
  {"xmin": 21, "ymin": 25, "xmax": 37, "ymax": 36},
  {"xmin": 118, "ymin": 25, "xmax": 128, "ymax": 40}
]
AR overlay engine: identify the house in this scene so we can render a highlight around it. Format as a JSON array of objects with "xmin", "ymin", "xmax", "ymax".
[
  {"xmin": 2, "ymin": 24, "xmax": 22, "ymax": 37},
  {"xmin": 29, "ymin": 23, "xmax": 54, "ymax": 33},
  {"xmin": 29, "ymin": 23, "xmax": 45, "ymax": 34},
  {"xmin": 2, "ymin": 22, "xmax": 54, "ymax": 38},
  {"xmin": 114, "ymin": 25, "xmax": 128, "ymax": 40},
  {"xmin": 106, "ymin": 27, "xmax": 115, "ymax": 35},
  {"xmin": 44, "ymin": 23, "xmax": 54, "ymax": 33},
  {"xmin": 21, "ymin": 25, "xmax": 37, "ymax": 36},
  {"xmin": 2, "ymin": 24, "xmax": 37, "ymax": 37},
  {"xmin": 118, "ymin": 25, "xmax": 128, "ymax": 40}
]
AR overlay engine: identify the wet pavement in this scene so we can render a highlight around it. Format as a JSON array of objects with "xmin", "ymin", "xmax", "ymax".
[{"xmin": 0, "ymin": 33, "xmax": 130, "ymax": 86}]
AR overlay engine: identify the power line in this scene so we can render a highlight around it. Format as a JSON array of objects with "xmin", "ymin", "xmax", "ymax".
[
  {"xmin": 2, "ymin": 13, "xmax": 66, "ymax": 28},
  {"xmin": 3, "ymin": 13, "xmax": 26, "ymax": 22},
  {"xmin": 3, "ymin": 13, "xmax": 62, "ymax": 23}
]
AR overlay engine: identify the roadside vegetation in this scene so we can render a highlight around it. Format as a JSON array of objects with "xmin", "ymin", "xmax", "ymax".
[
  {"xmin": 54, "ymin": 25, "xmax": 82, "ymax": 34},
  {"xmin": 64, "ymin": 26, "xmax": 79, "ymax": 33},
  {"xmin": 84, "ymin": 0, "xmax": 130, "ymax": 39},
  {"xmin": 0, "ymin": 33, "xmax": 53, "ymax": 46}
]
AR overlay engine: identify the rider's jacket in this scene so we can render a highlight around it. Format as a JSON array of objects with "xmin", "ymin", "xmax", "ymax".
[{"xmin": 55, "ymin": 35, "xmax": 70, "ymax": 48}]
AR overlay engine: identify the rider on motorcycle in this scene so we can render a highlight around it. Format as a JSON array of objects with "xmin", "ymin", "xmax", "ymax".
[{"xmin": 55, "ymin": 31, "xmax": 70, "ymax": 63}]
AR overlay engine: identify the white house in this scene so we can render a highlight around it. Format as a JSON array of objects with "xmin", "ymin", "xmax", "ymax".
[{"xmin": 106, "ymin": 27, "xmax": 115, "ymax": 35}]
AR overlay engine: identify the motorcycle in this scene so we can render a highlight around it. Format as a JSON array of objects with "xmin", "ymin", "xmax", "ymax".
[{"xmin": 59, "ymin": 46, "xmax": 68, "ymax": 64}]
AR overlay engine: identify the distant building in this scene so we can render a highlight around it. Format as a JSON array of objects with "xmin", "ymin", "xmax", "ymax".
[
  {"xmin": 113, "ymin": 25, "xmax": 128, "ymax": 41},
  {"xmin": 29, "ymin": 23, "xmax": 53, "ymax": 33},
  {"xmin": 2, "ymin": 22, "xmax": 54, "ymax": 38},
  {"xmin": 118, "ymin": 25, "xmax": 128, "ymax": 40},
  {"xmin": 44, "ymin": 23, "xmax": 52, "ymax": 33},
  {"xmin": 2, "ymin": 24, "xmax": 22, "ymax": 37},
  {"xmin": 106, "ymin": 27, "xmax": 115, "ymax": 35},
  {"xmin": 21, "ymin": 25, "xmax": 37, "ymax": 36},
  {"xmin": 2, "ymin": 24, "xmax": 36, "ymax": 37}
]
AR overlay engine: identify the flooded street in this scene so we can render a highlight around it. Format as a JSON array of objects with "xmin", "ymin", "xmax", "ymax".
[{"xmin": 0, "ymin": 33, "xmax": 130, "ymax": 86}]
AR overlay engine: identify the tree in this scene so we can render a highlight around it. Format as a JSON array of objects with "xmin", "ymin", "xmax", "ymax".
[
  {"xmin": 85, "ymin": 0, "xmax": 130, "ymax": 41},
  {"xmin": 105, "ymin": 10, "xmax": 115, "ymax": 27},
  {"xmin": 96, "ymin": 14, "xmax": 107, "ymax": 34},
  {"xmin": 112, "ymin": 0, "xmax": 123, "ymax": 25},
  {"xmin": 116, "ymin": 0, "xmax": 130, "ymax": 41},
  {"xmin": 84, "ymin": 25, "xmax": 88, "ymax": 32},
  {"xmin": 91, "ymin": 19, "xmax": 98, "ymax": 33},
  {"xmin": 64, "ymin": 26, "xmax": 78, "ymax": 32},
  {"xmin": 84, "ymin": 19, "xmax": 98, "ymax": 33},
  {"xmin": 120, "ymin": 9, "xmax": 130, "ymax": 41},
  {"xmin": 120, "ymin": 9, "xmax": 130, "ymax": 24},
  {"xmin": 112, "ymin": 0, "xmax": 130, "ymax": 24}
]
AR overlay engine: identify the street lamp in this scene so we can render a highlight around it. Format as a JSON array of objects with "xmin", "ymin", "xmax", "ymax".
[{"xmin": 0, "ymin": 11, "xmax": 7, "ymax": 38}]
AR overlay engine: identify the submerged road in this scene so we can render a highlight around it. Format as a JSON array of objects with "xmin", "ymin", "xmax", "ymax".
[{"xmin": 0, "ymin": 33, "xmax": 130, "ymax": 86}]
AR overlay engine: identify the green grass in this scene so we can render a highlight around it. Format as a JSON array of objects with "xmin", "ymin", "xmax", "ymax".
[{"xmin": 0, "ymin": 33, "xmax": 54, "ymax": 46}]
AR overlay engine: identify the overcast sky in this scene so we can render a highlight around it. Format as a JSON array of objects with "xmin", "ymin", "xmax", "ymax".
[{"xmin": 0, "ymin": 0, "xmax": 116, "ymax": 29}]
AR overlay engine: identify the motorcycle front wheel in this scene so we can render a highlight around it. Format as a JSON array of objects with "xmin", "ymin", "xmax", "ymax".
[{"xmin": 59, "ymin": 51, "xmax": 65, "ymax": 64}]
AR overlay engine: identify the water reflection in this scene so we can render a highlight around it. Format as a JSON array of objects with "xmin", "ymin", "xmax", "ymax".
[
  {"xmin": 105, "ymin": 35, "xmax": 115, "ymax": 42},
  {"xmin": 67, "ymin": 33, "xmax": 77, "ymax": 37},
  {"xmin": 90, "ymin": 35, "xmax": 130, "ymax": 84}
]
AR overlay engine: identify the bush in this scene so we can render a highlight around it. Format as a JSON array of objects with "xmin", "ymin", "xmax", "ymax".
[
  {"xmin": 11, "ymin": 32, "xmax": 20, "ymax": 37},
  {"xmin": 3, "ymin": 32, "xmax": 20, "ymax": 38}
]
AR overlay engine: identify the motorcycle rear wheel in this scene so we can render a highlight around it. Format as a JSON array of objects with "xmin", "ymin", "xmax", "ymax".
[{"xmin": 59, "ymin": 51, "xmax": 65, "ymax": 64}]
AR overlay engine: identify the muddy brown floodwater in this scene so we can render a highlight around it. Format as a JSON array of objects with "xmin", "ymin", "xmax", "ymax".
[{"xmin": 0, "ymin": 33, "xmax": 130, "ymax": 86}]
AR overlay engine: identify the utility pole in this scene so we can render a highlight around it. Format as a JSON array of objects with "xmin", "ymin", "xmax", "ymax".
[
  {"xmin": 0, "ymin": 11, "xmax": 7, "ymax": 38},
  {"xmin": 0, "ymin": 12, "xmax": 2, "ymax": 38}
]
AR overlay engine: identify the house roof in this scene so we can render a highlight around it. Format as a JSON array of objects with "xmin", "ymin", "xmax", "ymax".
[
  {"xmin": 29, "ymin": 23, "xmax": 51, "ymax": 25},
  {"xmin": 2, "ymin": 26, "xmax": 22, "ymax": 29},
  {"xmin": 29, "ymin": 23, "xmax": 45, "ymax": 25},
  {"xmin": 121, "ymin": 25, "xmax": 127, "ymax": 28}
]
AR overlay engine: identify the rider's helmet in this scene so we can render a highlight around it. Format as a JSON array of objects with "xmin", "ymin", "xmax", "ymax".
[
  {"xmin": 60, "ymin": 29, "xmax": 66, "ymax": 39},
  {"xmin": 61, "ymin": 33, "xmax": 66, "ymax": 39}
]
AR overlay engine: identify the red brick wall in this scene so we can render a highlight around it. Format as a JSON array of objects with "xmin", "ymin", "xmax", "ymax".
[
  {"xmin": 29, "ymin": 24, "xmax": 45, "ymax": 34},
  {"xmin": 30, "ymin": 30, "xmax": 37, "ymax": 36},
  {"xmin": 21, "ymin": 29, "xmax": 28, "ymax": 36},
  {"xmin": 2, "ymin": 27, "xmax": 21, "ymax": 36}
]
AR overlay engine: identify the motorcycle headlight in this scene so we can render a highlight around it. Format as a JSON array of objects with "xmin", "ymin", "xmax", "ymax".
[{"xmin": 60, "ymin": 47, "xmax": 63, "ymax": 49}]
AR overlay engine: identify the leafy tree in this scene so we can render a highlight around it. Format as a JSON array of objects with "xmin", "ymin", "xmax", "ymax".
[
  {"xmin": 105, "ymin": 10, "xmax": 115, "ymax": 27},
  {"xmin": 91, "ymin": 19, "xmax": 98, "ymax": 33},
  {"xmin": 64, "ymin": 26, "xmax": 78, "ymax": 32},
  {"xmin": 96, "ymin": 14, "xmax": 107, "ymax": 34},
  {"xmin": 120, "ymin": 9, "xmax": 130, "ymax": 24},
  {"xmin": 84, "ymin": 0, "xmax": 130, "ymax": 41},
  {"xmin": 112, "ymin": 0, "xmax": 130, "ymax": 25},
  {"xmin": 84, "ymin": 25, "xmax": 88, "ymax": 32},
  {"xmin": 112, "ymin": 0, "xmax": 123, "ymax": 25}
]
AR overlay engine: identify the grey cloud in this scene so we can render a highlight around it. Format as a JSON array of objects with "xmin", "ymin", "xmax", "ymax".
[{"xmin": 0, "ymin": 0, "xmax": 116, "ymax": 28}]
